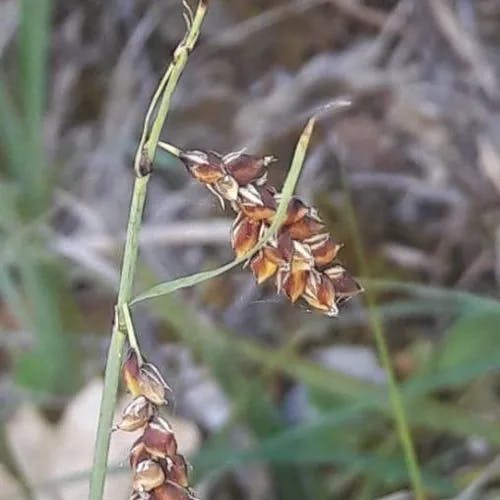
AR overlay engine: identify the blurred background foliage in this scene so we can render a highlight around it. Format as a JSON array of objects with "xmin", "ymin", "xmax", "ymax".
[{"xmin": 1, "ymin": 0, "xmax": 500, "ymax": 499}]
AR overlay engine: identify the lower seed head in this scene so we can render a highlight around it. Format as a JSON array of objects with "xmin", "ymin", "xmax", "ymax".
[
  {"xmin": 163, "ymin": 454, "xmax": 190, "ymax": 488},
  {"xmin": 324, "ymin": 265, "xmax": 363, "ymax": 300},
  {"xmin": 130, "ymin": 439, "xmax": 150, "ymax": 469},
  {"xmin": 277, "ymin": 268, "xmax": 307, "ymax": 303},
  {"xmin": 142, "ymin": 417, "xmax": 178, "ymax": 459},
  {"xmin": 151, "ymin": 482, "xmax": 195, "ymax": 500},
  {"xmin": 133, "ymin": 460, "xmax": 166, "ymax": 492},
  {"xmin": 250, "ymin": 251, "xmax": 278, "ymax": 283},
  {"xmin": 213, "ymin": 174, "xmax": 239, "ymax": 202},
  {"xmin": 303, "ymin": 271, "xmax": 338, "ymax": 316},
  {"xmin": 231, "ymin": 214, "xmax": 262, "ymax": 257},
  {"xmin": 130, "ymin": 491, "xmax": 151, "ymax": 500}
]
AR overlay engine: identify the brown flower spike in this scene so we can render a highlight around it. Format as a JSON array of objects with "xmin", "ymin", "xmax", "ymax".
[
  {"xmin": 118, "ymin": 349, "xmax": 197, "ymax": 499},
  {"xmin": 179, "ymin": 148, "xmax": 363, "ymax": 316}
]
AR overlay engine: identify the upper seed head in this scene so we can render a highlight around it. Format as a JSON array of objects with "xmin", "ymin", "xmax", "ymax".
[
  {"xmin": 213, "ymin": 174, "xmax": 239, "ymax": 202},
  {"xmin": 231, "ymin": 213, "xmax": 263, "ymax": 258},
  {"xmin": 179, "ymin": 150, "xmax": 225, "ymax": 184},
  {"xmin": 239, "ymin": 185, "xmax": 276, "ymax": 221},
  {"xmin": 224, "ymin": 153, "xmax": 269, "ymax": 186},
  {"xmin": 250, "ymin": 251, "xmax": 278, "ymax": 284},
  {"xmin": 306, "ymin": 233, "xmax": 342, "ymax": 268},
  {"xmin": 324, "ymin": 265, "xmax": 363, "ymax": 302},
  {"xmin": 286, "ymin": 215, "xmax": 325, "ymax": 241},
  {"xmin": 180, "ymin": 145, "xmax": 363, "ymax": 315},
  {"xmin": 239, "ymin": 184, "xmax": 264, "ymax": 205},
  {"xmin": 284, "ymin": 197, "xmax": 309, "ymax": 225},
  {"xmin": 303, "ymin": 271, "xmax": 338, "ymax": 316},
  {"xmin": 276, "ymin": 268, "xmax": 307, "ymax": 303}
]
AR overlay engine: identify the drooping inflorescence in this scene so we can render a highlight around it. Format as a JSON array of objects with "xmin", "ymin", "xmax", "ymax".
[
  {"xmin": 118, "ymin": 349, "xmax": 196, "ymax": 500},
  {"xmin": 179, "ymin": 148, "xmax": 363, "ymax": 316}
]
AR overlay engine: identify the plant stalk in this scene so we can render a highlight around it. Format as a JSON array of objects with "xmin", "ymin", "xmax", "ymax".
[
  {"xmin": 88, "ymin": 4, "xmax": 208, "ymax": 499},
  {"xmin": 340, "ymin": 167, "xmax": 426, "ymax": 499}
]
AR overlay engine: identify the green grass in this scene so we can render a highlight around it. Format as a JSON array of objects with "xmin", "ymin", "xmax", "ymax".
[
  {"xmin": 339, "ymin": 164, "xmax": 425, "ymax": 498},
  {"xmin": 135, "ymin": 264, "xmax": 500, "ymax": 498},
  {"xmin": 0, "ymin": 0, "xmax": 80, "ymax": 398}
]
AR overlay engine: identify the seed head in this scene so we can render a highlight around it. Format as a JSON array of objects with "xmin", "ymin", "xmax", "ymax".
[
  {"xmin": 151, "ymin": 482, "xmax": 196, "ymax": 500},
  {"xmin": 307, "ymin": 233, "xmax": 342, "ymax": 267},
  {"xmin": 163, "ymin": 454, "xmax": 190, "ymax": 488},
  {"xmin": 250, "ymin": 251, "xmax": 278, "ymax": 284},
  {"xmin": 324, "ymin": 265, "xmax": 364, "ymax": 303},
  {"xmin": 142, "ymin": 417, "xmax": 178, "ymax": 459},
  {"xmin": 138, "ymin": 362, "xmax": 172, "ymax": 406},
  {"xmin": 284, "ymin": 197, "xmax": 309, "ymax": 225},
  {"xmin": 180, "ymin": 146, "xmax": 363, "ymax": 315},
  {"xmin": 213, "ymin": 174, "xmax": 239, "ymax": 202},
  {"xmin": 303, "ymin": 270, "xmax": 337, "ymax": 316},
  {"xmin": 133, "ymin": 460, "xmax": 166, "ymax": 492},
  {"xmin": 130, "ymin": 438, "xmax": 150, "ymax": 469},
  {"xmin": 231, "ymin": 213, "xmax": 263, "ymax": 258},
  {"xmin": 277, "ymin": 267, "xmax": 307, "ymax": 303},
  {"xmin": 239, "ymin": 186, "xmax": 276, "ymax": 221},
  {"xmin": 130, "ymin": 491, "xmax": 151, "ymax": 500},
  {"xmin": 286, "ymin": 215, "xmax": 325, "ymax": 241},
  {"xmin": 223, "ymin": 152, "xmax": 273, "ymax": 185},
  {"xmin": 115, "ymin": 396, "xmax": 155, "ymax": 432},
  {"xmin": 179, "ymin": 150, "xmax": 225, "ymax": 184},
  {"xmin": 123, "ymin": 349, "xmax": 141, "ymax": 396}
]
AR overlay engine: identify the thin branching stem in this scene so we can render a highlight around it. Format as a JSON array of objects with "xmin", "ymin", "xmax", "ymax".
[{"xmin": 88, "ymin": 3, "xmax": 208, "ymax": 499}]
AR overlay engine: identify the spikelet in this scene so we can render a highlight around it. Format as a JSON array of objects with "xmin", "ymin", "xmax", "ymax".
[
  {"xmin": 119, "ymin": 349, "xmax": 197, "ymax": 499},
  {"xmin": 179, "ymin": 149, "xmax": 363, "ymax": 316}
]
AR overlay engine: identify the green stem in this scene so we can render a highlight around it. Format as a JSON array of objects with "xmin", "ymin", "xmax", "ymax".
[
  {"xmin": 88, "ymin": 177, "xmax": 148, "ymax": 500},
  {"xmin": 88, "ymin": 4, "xmax": 208, "ymax": 499},
  {"xmin": 340, "ymin": 168, "xmax": 426, "ymax": 499},
  {"xmin": 370, "ymin": 302, "xmax": 425, "ymax": 498}
]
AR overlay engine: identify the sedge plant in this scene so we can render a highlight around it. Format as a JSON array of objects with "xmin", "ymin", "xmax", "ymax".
[{"xmin": 89, "ymin": 1, "xmax": 423, "ymax": 499}]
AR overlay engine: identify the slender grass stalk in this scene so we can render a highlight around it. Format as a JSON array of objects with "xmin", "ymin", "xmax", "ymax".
[
  {"xmin": 88, "ymin": 4, "xmax": 208, "ymax": 499},
  {"xmin": 339, "ymin": 167, "xmax": 426, "ymax": 499},
  {"xmin": 19, "ymin": 0, "xmax": 52, "ymax": 213}
]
